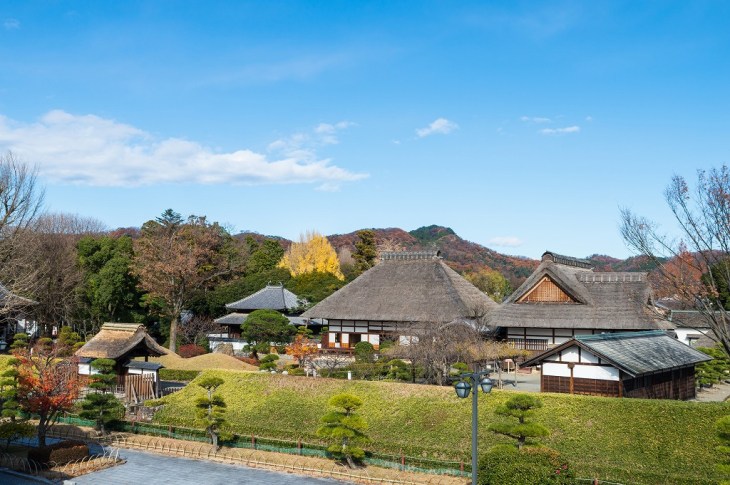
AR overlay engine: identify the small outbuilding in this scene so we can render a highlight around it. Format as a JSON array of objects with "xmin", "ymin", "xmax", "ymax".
[
  {"xmin": 75, "ymin": 323, "xmax": 168, "ymax": 402},
  {"xmin": 522, "ymin": 330, "xmax": 711, "ymax": 400}
]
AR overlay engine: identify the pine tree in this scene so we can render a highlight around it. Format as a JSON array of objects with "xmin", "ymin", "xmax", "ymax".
[
  {"xmin": 488, "ymin": 394, "xmax": 549, "ymax": 449},
  {"xmin": 353, "ymin": 230, "xmax": 377, "ymax": 274},
  {"xmin": 78, "ymin": 358, "xmax": 124, "ymax": 435},
  {"xmin": 0, "ymin": 357, "xmax": 34, "ymax": 450},
  {"xmin": 317, "ymin": 393, "xmax": 370, "ymax": 468},
  {"xmin": 194, "ymin": 376, "xmax": 228, "ymax": 449}
]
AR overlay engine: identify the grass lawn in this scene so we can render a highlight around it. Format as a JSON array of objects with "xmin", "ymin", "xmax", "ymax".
[{"xmin": 151, "ymin": 370, "xmax": 730, "ymax": 485}]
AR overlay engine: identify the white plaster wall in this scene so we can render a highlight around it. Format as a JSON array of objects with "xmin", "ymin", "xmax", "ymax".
[
  {"xmin": 368, "ymin": 334, "xmax": 380, "ymax": 346},
  {"xmin": 581, "ymin": 351, "xmax": 599, "ymax": 364},
  {"xmin": 543, "ymin": 362, "xmax": 571, "ymax": 377},
  {"xmin": 674, "ymin": 328, "xmax": 708, "ymax": 346},
  {"xmin": 561, "ymin": 346, "xmax": 580, "ymax": 362},
  {"xmin": 573, "ymin": 364, "xmax": 619, "ymax": 381}
]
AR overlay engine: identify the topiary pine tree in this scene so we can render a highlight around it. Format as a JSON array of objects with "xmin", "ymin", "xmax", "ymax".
[
  {"xmin": 78, "ymin": 358, "xmax": 124, "ymax": 435},
  {"xmin": 10, "ymin": 333, "xmax": 29, "ymax": 351},
  {"xmin": 317, "ymin": 393, "xmax": 370, "ymax": 468},
  {"xmin": 488, "ymin": 394, "xmax": 549, "ymax": 449},
  {"xmin": 195, "ymin": 376, "xmax": 229, "ymax": 450},
  {"xmin": 353, "ymin": 230, "xmax": 377, "ymax": 274},
  {"xmin": 0, "ymin": 357, "xmax": 34, "ymax": 450}
]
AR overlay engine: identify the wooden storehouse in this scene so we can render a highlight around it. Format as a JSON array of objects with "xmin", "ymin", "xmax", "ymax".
[
  {"xmin": 301, "ymin": 250, "xmax": 498, "ymax": 351},
  {"xmin": 487, "ymin": 251, "xmax": 665, "ymax": 351},
  {"xmin": 522, "ymin": 330, "xmax": 711, "ymax": 400},
  {"xmin": 75, "ymin": 323, "xmax": 167, "ymax": 402}
]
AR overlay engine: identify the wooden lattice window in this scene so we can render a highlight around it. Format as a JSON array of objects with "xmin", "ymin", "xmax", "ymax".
[{"xmin": 518, "ymin": 276, "xmax": 576, "ymax": 303}]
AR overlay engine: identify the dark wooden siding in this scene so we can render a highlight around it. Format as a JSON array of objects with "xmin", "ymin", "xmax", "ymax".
[
  {"xmin": 623, "ymin": 366, "xmax": 696, "ymax": 400},
  {"xmin": 542, "ymin": 375, "xmax": 620, "ymax": 397},
  {"xmin": 542, "ymin": 366, "xmax": 697, "ymax": 400}
]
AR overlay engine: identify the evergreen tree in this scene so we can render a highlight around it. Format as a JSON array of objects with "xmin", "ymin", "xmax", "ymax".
[
  {"xmin": 353, "ymin": 230, "xmax": 377, "ymax": 274},
  {"xmin": 78, "ymin": 358, "xmax": 124, "ymax": 435},
  {"xmin": 241, "ymin": 309, "xmax": 296, "ymax": 358},
  {"xmin": 194, "ymin": 376, "xmax": 228, "ymax": 449},
  {"xmin": 317, "ymin": 393, "xmax": 370, "ymax": 468},
  {"xmin": 488, "ymin": 394, "xmax": 549, "ymax": 449},
  {"xmin": 0, "ymin": 357, "xmax": 34, "ymax": 450},
  {"xmin": 10, "ymin": 333, "xmax": 29, "ymax": 351},
  {"xmin": 248, "ymin": 240, "xmax": 286, "ymax": 273}
]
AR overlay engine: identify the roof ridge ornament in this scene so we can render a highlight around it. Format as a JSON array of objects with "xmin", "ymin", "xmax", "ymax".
[
  {"xmin": 380, "ymin": 250, "xmax": 441, "ymax": 261},
  {"xmin": 542, "ymin": 251, "xmax": 593, "ymax": 269}
]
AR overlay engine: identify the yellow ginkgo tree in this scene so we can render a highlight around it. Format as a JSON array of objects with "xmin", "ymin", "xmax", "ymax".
[{"xmin": 278, "ymin": 230, "xmax": 344, "ymax": 280}]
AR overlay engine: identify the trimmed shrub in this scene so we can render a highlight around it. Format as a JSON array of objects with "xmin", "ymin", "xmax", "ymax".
[
  {"xmin": 259, "ymin": 354, "xmax": 280, "ymax": 371},
  {"xmin": 28, "ymin": 440, "xmax": 89, "ymax": 464},
  {"xmin": 179, "ymin": 344, "xmax": 207, "ymax": 358},
  {"xmin": 159, "ymin": 369, "xmax": 201, "ymax": 381},
  {"xmin": 478, "ymin": 444, "xmax": 573, "ymax": 485}
]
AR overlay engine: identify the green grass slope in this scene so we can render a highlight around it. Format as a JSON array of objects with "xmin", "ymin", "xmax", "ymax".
[{"xmin": 152, "ymin": 371, "xmax": 729, "ymax": 484}]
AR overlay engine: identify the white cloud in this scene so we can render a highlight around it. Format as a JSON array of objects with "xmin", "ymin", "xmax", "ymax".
[
  {"xmin": 539, "ymin": 125, "xmax": 580, "ymax": 135},
  {"xmin": 487, "ymin": 236, "xmax": 524, "ymax": 248},
  {"xmin": 416, "ymin": 118, "xmax": 459, "ymax": 138},
  {"xmin": 3, "ymin": 18, "xmax": 20, "ymax": 30},
  {"xmin": 520, "ymin": 116, "xmax": 552, "ymax": 124},
  {"xmin": 313, "ymin": 121, "xmax": 354, "ymax": 145},
  {"xmin": 0, "ymin": 111, "xmax": 368, "ymax": 187}
]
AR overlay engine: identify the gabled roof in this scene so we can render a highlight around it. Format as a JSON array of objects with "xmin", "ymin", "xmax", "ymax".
[
  {"xmin": 75, "ymin": 323, "xmax": 168, "ymax": 360},
  {"xmin": 214, "ymin": 312, "xmax": 249, "ymax": 326},
  {"xmin": 125, "ymin": 361, "xmax": 164, "ymax": 371},
  {"xmin": 488, "ymin": 251, "xmax": 660, "ymax": 330},
  {"xmin": 226, "ymin": 284, "xmax": 300, "ymax": 312},
  {"xmin": 523, "ymin": 330, "xmax": 711, "ymax": 377},
  {"xmin": 302, "ymin": 251, "xmax": 497, "ymax": 323},
  {"xmin": 0, "ymin": 282, "xmax": 37, "ymax": 307}
]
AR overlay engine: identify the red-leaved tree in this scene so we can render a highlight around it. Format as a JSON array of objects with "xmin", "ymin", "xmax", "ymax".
[{"xmin": 15, "ymin": 343, "xmax": 81, "ymax": 446}]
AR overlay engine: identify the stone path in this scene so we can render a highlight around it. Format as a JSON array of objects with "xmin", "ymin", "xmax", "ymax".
[
  {"xmin": 694, "ymin": 381, "xmax": 730, "ymax": 402},
  {"xmin": 70, "ymin": 449, "xmax": 350, "ymax": 485}
]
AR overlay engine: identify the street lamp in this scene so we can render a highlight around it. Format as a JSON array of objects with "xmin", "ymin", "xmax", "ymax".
[{"xmin": 454, "ymin": 370, "xmax": 493, "ymax": 485}]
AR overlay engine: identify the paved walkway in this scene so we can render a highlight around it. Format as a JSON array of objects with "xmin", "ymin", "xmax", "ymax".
[{"xmin": 71, "ymin": 449, "xmax": 351, "ymax": 485}]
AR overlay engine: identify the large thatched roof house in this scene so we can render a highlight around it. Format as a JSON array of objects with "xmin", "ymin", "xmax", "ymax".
[
  {"xmin": 302, "ymin": 250, "xmax": 497, "ymax": 350},
  {"xmin": 487, "ymin": 251, "xmax": 667, "ymax": 351},
  {"xmin": 522, "ymin": 331, "xmax": 711, "ymax": 399}
]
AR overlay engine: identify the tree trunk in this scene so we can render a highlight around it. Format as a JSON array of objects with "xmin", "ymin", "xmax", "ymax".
[
  {"xmin": 212, "ymin": 431, "xmax": 218, "ymax": 450},
  {"xmin": 37, "ymin": 415, "xmax": 47, "ymax": 447},
  {"xmin": 169, "ymin": 315, "xmax": 179, "ymax": 353}
]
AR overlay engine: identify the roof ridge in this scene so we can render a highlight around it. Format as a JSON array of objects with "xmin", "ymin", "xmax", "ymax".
[{"xmin": 575, "ymin": 330, "xmax": 664, "ymax": 341}]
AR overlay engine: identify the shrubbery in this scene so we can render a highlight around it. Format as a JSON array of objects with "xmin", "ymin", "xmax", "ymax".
[
  {"xmin": 259, "ymin": 354, "xmax": 280, "ymax": 371},
  {"xmin": 697, "ymin": 346, "xmax": 730, "ymax": 386},
  {"xmin": 28, "ymin": 440, "xmax": 89, "ymax": 464},
  {"xmin": 179, "ymin": 344, "xmax": 208, "ymax": 358},
  {"xmin": 479, "ymin": 445, "xmax": 573, "ymax": 485}
]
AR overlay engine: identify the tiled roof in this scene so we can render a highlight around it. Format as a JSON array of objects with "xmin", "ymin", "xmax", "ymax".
[
  {"xmin": 225, "ymin": 284, "xmax": 300, "ymax": 312},
  {"xmin": 524, "ymin": 330, "xmax": 711, "ymax": 377}
]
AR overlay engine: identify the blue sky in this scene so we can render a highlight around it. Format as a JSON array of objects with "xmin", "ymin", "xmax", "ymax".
[{"xmin": 1, "ymin": 1, "xmax": 729, "ymax": 259}]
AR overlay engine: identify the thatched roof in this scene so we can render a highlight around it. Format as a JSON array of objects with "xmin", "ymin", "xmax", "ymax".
[
  {"xmin": 226, "ymin": 284, "xmax": 300, "ymax": 312},
  {"xmin": 487, "ymin": 251, "xmax": 661, "ymax": 330},
  {"xmin": 523, "ymin": 331, "xmax": 711, "ymax": 377},
  {"xmin": 301, "ymin": 251, "xmax": 497, "ymax": 323},
  {"xmin": 75, "ymin": 323, "xmax": 168, "ymax": 360}
]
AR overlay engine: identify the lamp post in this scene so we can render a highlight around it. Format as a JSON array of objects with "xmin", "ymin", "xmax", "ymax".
[{"xmin": 454, "ymin": 370, "xmax": 493, "ymax": 485}]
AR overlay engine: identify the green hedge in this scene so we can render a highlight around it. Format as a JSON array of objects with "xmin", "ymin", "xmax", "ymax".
[
  {"xmin": 149, "ymin": 370, "xmax": 730, "ymax": 485},
  {"xmin": 159, "ymin": 369, "xmax": 201, "ymax": 381}
]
